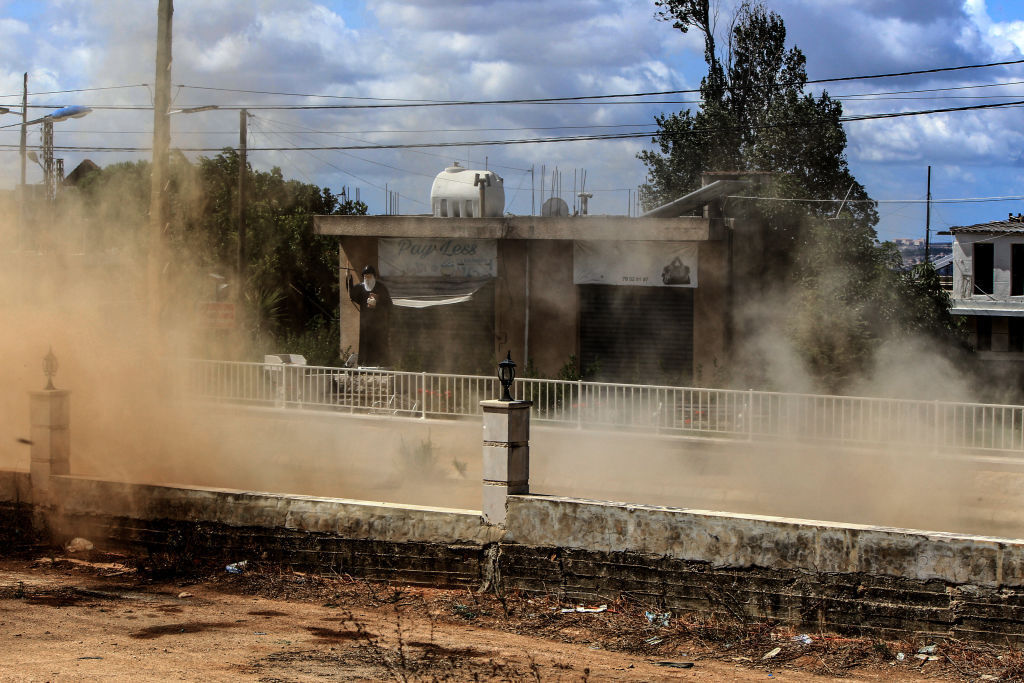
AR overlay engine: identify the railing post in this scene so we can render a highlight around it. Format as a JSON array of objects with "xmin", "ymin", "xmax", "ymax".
[
  {"xmin": 576, "ymin": 379, "xmax": 583, "ymax": 429},
  {"xmin": 420, "ymin": 371, "xmax": 427, "ymax": 419},
  {"xmin": 480, "ymin": 398, "xmax": 532, "ymax": 525},
  {"xmin": 748, "ymin": 388, "xmax": 754, "ymax": 442}
]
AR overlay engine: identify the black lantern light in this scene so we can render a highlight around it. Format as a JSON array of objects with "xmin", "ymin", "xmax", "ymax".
[
  {"xmin": 498, "ymin": 351, "xmax": 516, "ymax": 401},
  {"xmin": 43, "ymin": 346, "xmax": 58, "ymax": 391}
]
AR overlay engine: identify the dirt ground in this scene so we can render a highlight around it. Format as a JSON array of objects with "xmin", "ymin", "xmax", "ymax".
[{"xmin": 1, "ymin": 552, "xmax": 1022, "ymax": 682}]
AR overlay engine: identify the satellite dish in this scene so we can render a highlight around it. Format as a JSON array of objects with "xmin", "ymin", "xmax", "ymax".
[{"xmin": 541, "ymin": 197, "xmax": 569, "ymax": 217}]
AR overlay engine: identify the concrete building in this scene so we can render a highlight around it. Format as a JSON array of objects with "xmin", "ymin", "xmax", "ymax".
[
  {"xmin": 944, "ymin": 215, "xmax": 1024, "ymax": 366},
  {"xmin": 315, "ymin": 174, "xmax": 762, "ymax": 384}
]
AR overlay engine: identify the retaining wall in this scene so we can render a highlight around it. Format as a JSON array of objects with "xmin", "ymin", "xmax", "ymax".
[
  {"xmin": 0, "ymin": 470, "xmax": 35, "ymax": 549},
  {"xmin": 4, "ymin": 470, "xmax": 1024, "ymax": 641}
]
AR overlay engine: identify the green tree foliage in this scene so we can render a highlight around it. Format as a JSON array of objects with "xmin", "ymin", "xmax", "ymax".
[
  {"xmin": 642, "ymin": 1, "xmax": 876, "ymax": 231},
  {"xmin": 642, "ymin": 1, "xmax": 962, "ymax": 391},
  {"xmin": 72, "ymin": 149, "xmax": 365, "ymax": 364}
]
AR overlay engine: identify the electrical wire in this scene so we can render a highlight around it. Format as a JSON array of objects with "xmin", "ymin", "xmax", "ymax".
[
  {"xmin": 168, "ymin": 58, "xmax": 1024, "ymax": 106},
  {"xmin": 0, "ymin": 83, "xmax": 149, "ymax": 98},
  {"xmin": 254, "ymin": 114, "xmax": 532, "ymax": 173},
  {"xmin": 728, "ymin": 195, "xmax": 1024, "ymax": 205}
]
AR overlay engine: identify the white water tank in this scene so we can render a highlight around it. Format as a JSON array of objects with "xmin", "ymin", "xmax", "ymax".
[{"xmin": 431, "ymin": 163, "xmax": 505, "ymax": 217}]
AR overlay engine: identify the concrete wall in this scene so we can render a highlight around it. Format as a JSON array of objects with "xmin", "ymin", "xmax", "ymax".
[
  {"xmin": 6, "ymin": 467, "xmax": 1024, "ymax": 640},
  {"xmin": 326, "ymin": 215, "xmax": 730, "ymax": 381},
  {"xmin": 505, "ymin": 495, "xmax": 1024, "ymax": 587},
  {"xmin": 526, "ymin": 241, "xmax": 578, "ymax": 376},
  {"xmin": 338, "ymin": 236, "xmax": 378, "ymax": 358},
  {"xmin": 0, "ymin": 470, "xmax": 34, "ymax": 549},
  {"xmin": 693, "ymin": 239, "xmax": 728, "ymax": 382},
  {"xmin": 49, "ymin": 476, "xmax": 496, "ymax": 545}
]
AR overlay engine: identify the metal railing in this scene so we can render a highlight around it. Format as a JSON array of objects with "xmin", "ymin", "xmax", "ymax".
[{"xmin": 180, "ymin": 359, "xmax": 1024, "ymax": 454}]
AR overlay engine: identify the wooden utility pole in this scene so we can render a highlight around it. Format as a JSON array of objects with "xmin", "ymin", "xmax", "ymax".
[
  {"xmin": 18, "ymin": 72, "xmax": 26, "ymax": 249},
  {"xmin": 925, "ymin": 165, "xmax": 932, "ymax": 263},
  {"xmin": 19, "ymin": 73, "xmax": 26, "ymax": 192},
  {"xmin": 237, "ymin": 108, "xmax": 247, "ymax": 291},
  {"xmin": 148, "ymin": 0, "xmax": 173, "ymax": 335}
]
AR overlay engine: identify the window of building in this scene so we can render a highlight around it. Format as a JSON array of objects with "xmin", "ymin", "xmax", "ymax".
[
  {"xmin": 977, "ymin": 316, "xmax": 993, "ymax": 351},
  {"xmin": 1011, "ymin": 318, "xmax": 1024, "ymax": 352},
  {"xmin": 1013, "ymin": 244, "xmax": 1024, "ymax": 296},
  {"xmin": 974, "ymin": 243, "xmax": 994, "ymax": 295}
]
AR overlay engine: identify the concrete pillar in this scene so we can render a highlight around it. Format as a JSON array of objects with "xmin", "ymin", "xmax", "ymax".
[
  {"xmin": 480, "ymin": 399, "xmax": 531, "ymax": 525},
  {"xmin": 29, "ymin": 389, "xmax": 70, "ymax": 502}
]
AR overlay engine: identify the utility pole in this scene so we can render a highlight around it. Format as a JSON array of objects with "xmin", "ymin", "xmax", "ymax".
[
  {"xmin": 18, "ymin": 72, "xmax": 26, "ymax": 249},
  {"xmin": 530, "ymin": 165, "xmax": 534, "ymax": 216},
  {"xmin": 148, "ymin": 0, "xmax": 172, "ymax": 335},
  {"xmin": 42, "ymin": 120, "xmax": 54, "ymax": 202},
  {"xmin": 925, "ymin": 165, "xmax": 932, "ymax": 263},
  {"xmin": 237, "ymin": 108, "xmax": 247, "ymax": 291}
]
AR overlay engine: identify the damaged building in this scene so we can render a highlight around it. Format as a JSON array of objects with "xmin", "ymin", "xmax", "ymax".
[{"xmin": 314, "ymin": 168, "xmax": 768, "ymax": 384}]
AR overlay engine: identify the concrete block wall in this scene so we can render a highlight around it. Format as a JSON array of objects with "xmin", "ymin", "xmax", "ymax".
[
  {"xmin": 38, "ymin": 476, "xmax": 498, "ymax": 588},
  {"xmin": 6, "ymin": 470, "xmax": 1024, "ymax": 640},
  {"xmin": 500, "ymin": 496, "xmax": 1024, "ymax": 641},
  {"xmin": 503, "ymin": 496, "xmax": 1024, "ymax": 588},
  {"xmin": 0, "ymin": 470, "xmax": 35, "ymax": 549}
]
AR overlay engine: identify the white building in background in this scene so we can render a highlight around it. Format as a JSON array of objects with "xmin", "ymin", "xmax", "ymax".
[{"xmin": 946, "ymin": 214, "xmax": 1024, "ymax": 358}]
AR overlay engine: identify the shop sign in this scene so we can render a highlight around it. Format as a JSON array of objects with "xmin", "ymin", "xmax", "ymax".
[
  {"xmin": 379, "ymin": 238, "xmax": 497, "ymax": 278},
  {"xmin": 573, "ymin": 241, "xmax": 699, "ymax": 287}
]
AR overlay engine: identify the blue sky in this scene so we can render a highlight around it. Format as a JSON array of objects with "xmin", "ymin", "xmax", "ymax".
[{"xmin": 2, "ymin": 0, "xmax": 1024, "ymax": 242}]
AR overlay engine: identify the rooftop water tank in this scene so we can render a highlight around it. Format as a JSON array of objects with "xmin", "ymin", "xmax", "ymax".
[{"xmin": 431, "ymin": 162, "xmax": 504, "ymax": 217}]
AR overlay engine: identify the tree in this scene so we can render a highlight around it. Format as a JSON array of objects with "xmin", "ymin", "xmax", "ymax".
[
  {"xmin": 641, "ymin": 2, "xmax": 876, "ymax": 231},
  {"xmin": 70, "ymin": 150, "xmax": 366, "ymax": 364},
  {"xmin": 641, "ymin": 1, "xmax": 962, "ymax": 392}
]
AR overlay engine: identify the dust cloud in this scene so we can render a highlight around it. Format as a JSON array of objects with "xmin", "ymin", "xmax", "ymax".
[
  {"xmin": 1, "ymin": 178, "xmax": 1019, "ymax": 538},
  {"xmin": 0, "ymin": 179, "xmax": 479, "ymax": 510}
]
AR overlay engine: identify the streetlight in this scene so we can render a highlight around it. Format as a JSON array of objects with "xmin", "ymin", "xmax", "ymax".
[
  {"xmin": 9, "ymin": 105, "xmax": 94, "ymax": 201},
  {"xmin": 3, "ymin": 103, "xmax": 93, "ymax": 249},
  {"xmin": 498, "ymin": 351, "xmax": 516, "ymax": 401}
]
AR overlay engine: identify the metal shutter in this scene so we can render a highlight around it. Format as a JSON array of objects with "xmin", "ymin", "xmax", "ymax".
[
  {"xmin": 388, "ymin": 280, "xmax": 496, "ymax": 374},
  {"xmin": 579, "ymin": 284, "xmax": 693, "ymax": 384}
]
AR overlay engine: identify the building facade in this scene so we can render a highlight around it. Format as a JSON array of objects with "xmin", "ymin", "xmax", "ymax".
[
  {"xmin": 946, "ymin": 216, "xmax": 1024, "ymax": 362},
  {"xmin": 315, "ymin": 174, "xmax": 769, "ymax": 385}
]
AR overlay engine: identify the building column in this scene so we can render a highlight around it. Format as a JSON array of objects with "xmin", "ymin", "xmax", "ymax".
[
  {"xmin": 480, "ymin": 399, "xmax": 531, "ymax": 525},
  {"xmin": 29, "ymin": 389, "xmax": 70, "ymax": 502}
]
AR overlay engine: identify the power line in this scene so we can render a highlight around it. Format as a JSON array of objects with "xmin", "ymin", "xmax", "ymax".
[
  {"xmin": 256, "ymin": 114, "xmax": 533, "ymax": 173},
  {"xmin": 167, "ymin": 58, "xmax": 1024, "ymax": 106},
  {"xmin": 4, "ymin": 97, "xmax": 1024, "ymax": 151},
  {"xmin": 729, "ymin": 194, "xmax": 1024, "ymax": 205},
  {"xmin": 0, "ymin": 83, "xmax": 149, "ymax": 98},
  {"xmin": 809, "ymin": 58, "xmax": 1024, "ymax": 84}
]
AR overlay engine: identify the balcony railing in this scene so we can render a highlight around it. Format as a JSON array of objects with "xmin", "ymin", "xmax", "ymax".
[{"xmin": 180, "ymin": 359, "xmax": 1024, "ymax": 454}]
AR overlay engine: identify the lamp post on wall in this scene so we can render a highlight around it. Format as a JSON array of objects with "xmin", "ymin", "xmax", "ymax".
[{"xmin": 498, "ymin": 351, "xmax": 516, "ymax": 401}]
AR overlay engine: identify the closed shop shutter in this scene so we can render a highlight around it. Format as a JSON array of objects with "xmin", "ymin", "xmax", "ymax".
[
  {"xmin": 388, "ymin": 280, "xmax": 495, "ymax": 374},
  {"xmin": 579, "ymin": 284, "xmax": 693, "ymax": 385}
]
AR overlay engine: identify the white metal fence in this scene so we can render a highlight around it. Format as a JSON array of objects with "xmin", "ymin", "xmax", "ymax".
[{"xmin": 181, "ymin": 359, "xmax": 1024, "ymax": 454}]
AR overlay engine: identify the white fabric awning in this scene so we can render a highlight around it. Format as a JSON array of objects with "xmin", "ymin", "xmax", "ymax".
[{"xmin": 385, "ymin": 276, "xmax": 491, "ymax": 308}]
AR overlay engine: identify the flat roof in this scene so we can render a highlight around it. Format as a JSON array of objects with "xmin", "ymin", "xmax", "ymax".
[
  {"xmin": 948, "ymin": 220, "xmax": 1024, "ymax": 234},
  {"xmin": 314, "ymin": 214, "xmax": 723, "ymax": 241}
]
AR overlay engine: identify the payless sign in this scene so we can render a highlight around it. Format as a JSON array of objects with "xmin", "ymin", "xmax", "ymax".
[
  {"xmin": 378, "ymin": 238, "xmax": 497, "ymax": 278},
  {"xmin": 573, "ymin": 241, "xmax": 699, "ymax": 288}
]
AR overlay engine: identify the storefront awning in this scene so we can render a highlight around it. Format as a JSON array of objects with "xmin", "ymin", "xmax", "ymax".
[{"xmin": 385, "ymin": 276, "xmax": 492, "ymax": 308}]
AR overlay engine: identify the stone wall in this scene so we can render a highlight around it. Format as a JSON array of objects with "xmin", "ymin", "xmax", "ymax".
[
  {"xmin": 5, "ymin": 470, "xmax": 1024, "ymax": 641},
  {"xmin": 501, "ymin": 495, "xmax": 1024, "ymax": 642},
  {"xmin": 0, "ymin": 470, "xmax": 35, "ymax": 549}
]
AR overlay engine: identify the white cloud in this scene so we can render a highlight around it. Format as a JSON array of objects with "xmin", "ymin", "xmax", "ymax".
[{"xmin": 2, "ymin": 0, "xmax": 1024, "ymax": 234}]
